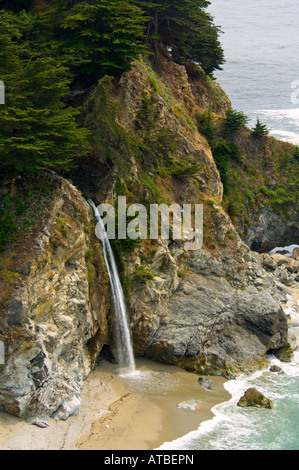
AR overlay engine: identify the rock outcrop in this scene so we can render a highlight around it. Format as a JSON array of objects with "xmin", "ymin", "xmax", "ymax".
[
  {"xmin": 237, "ymin": 388, "xmax": 274, "ymax": 409},
  {"xmin": 128, "ymin": 235, "xmax": 290, "ymax": 378},
  {"xmin": 0, "ymin": 172, "xmax": 110, "ymax": 420},
  {"xmin": 244, "ymin": 206, "xmax": 299, "ymax": 253},
  {"xmin": 0, "ymin": 56, "xmax": 296, "ymax": 420}
]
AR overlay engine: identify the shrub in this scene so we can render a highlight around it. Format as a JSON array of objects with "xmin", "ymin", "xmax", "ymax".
[
  {"xmin": 223, "ymin": 109, "xmax": 249, "ymax": 133},
  {"xmin": 252, "ymin": 118, "xmax": 269, "ymax": 137}
]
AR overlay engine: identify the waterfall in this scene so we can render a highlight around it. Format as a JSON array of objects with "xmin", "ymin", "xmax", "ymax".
[{"xmin": 88, "ymin": 199, "xmax": 136, "ymax": 376}]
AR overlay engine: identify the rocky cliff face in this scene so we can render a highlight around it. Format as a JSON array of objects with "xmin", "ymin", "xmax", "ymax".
[
  {"xmin": 0, "ymin": 57, "xmax": 296, "ymax": 420},
  {"xmin": 0, "ymin": 172, "xmax": 110, "ymax": 420},
  {"xmin": 126, "ymin": 211, "xmax": 291, "ymax": 377},
  {"xmin": 96, "ymin": 58, "xmax": 292, "ymax": 377},
  {"xmin": 244, "ymin": 206, "xmax": 299, "ymax": 253}
]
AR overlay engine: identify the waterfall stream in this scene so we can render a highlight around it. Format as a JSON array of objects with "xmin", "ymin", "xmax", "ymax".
[{"xmin": 88, "ymin": 199, "xmax": 136, "ymax": 376}]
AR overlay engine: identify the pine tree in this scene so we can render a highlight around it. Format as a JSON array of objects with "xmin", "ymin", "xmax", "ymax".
[
  {"xmin": 33, "ymin": 0, "xmax": 148, "ymax": 82},
  {"xmin": 0, "ymin": 11, "xmax": 90, "ymax": 178},
  {"xmin": 223, "ymin": 109, "xmax": 249, "ymax": 133},
  {"xmin": 133, "ymin": 0, "xmax": 225, "ymax": 75},
  {"xmin": 252, "ymin": 117, "xmax": 269, "ymax": 137}
]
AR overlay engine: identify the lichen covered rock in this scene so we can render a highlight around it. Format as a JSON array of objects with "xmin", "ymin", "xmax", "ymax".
[
  {"xmin": 0, "ymin": 172, "xmax": 110, "ymax": 420},
  {"xmin": 237, "ymin": 388, "xmax": 274, "ymax": 409}
]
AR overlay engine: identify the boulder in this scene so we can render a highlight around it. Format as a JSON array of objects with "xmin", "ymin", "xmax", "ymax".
[
  {"xmin": 287, "ymin": 258, "xmax": 299, "ymax": 273},
  {"xmin": 292, "ymin": 248, "xmax": 299, "ymax": 261},
  {"xmin": 198, "ymin": 377, "xmax": 214, "ymax": 390},
  {"xmin": 237, "ymin": 388, "xmax": 274, "ymax": 409},
  {"xmin": 269, "ymin": 364, "xmax": 282, "ymax": 372}
]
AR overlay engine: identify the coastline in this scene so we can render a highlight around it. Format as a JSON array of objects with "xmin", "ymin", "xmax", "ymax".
[
  {"xmin": 0, "ymin": 286, "xmax": 298, "ymax": 451},
  {"xmin": 0, "ymin": 358, "xmax": 229, "ymax": 451}
]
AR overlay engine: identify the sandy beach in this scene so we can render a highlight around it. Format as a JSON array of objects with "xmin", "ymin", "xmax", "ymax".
[{"xmin": 0, "ymin": 358, "xmax": 229, "ymax": 451}]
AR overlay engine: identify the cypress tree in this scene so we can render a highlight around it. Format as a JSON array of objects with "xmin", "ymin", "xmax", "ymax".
[
  {"xmin": 33, "ymin": 0, "xmax": 148, "ymax": 82},
  {"xmin": 0, "ymin": 11, "xmax": 90, "ymax": 178},
  {"xmin": 133, "ymin": 0, "xmax": 224, "ymax": 75},
  {"xmin": 252, "ymin": 118, "xmax": 269, "ymax": 137}
]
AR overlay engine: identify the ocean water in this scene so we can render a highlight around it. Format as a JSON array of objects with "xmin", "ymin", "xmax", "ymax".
[
  {"xmin": 158, "ymin": 293, "xmax": 299, "ymax": 451},
  {"xmin": 158, "ymin": 0, "xmax": 299, "ymax": 450},
  {"xmin": 208, "ymin": 0, "xmax": 299, "ymax": 146}
]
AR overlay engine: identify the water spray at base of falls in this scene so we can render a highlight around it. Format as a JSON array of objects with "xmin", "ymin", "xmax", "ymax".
[{"xmin": 88, "ymin": 199, "xmax": 136, "ymax": 376}]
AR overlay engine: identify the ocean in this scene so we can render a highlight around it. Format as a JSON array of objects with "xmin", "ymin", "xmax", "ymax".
[
  {"xmin": 208, "ymin": 0, "xmax": 299, "ymax": 146},
  {"xmin": 158, "ymin": 0, "xmax": 299, "ymax": 451},
  {"xmin": 157, "ymin": 289, "xmax": 299, "ymax": 451}
]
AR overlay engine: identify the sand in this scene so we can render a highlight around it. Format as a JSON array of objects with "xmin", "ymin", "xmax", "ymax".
[
  {"xmin": 1, "ymin": 286, "xmax": 298, "ymax": 451},
  {"xmin": 0, "ymin": 358, "xmax": 229, "ymax": 451}
]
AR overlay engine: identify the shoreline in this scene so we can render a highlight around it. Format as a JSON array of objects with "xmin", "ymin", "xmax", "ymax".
[
  {"xmin": 0, "ymin": 358, "xmax": 230, "ymax": 451},
  {"xmin": 0, "ymin": 286, "xmax": 298, "ymax": 451}
]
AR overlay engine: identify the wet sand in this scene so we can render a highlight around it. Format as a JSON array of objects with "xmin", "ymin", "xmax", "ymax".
[{"xmin": 0, "ymin": 358, "xmax": 229, "ymax": 450}]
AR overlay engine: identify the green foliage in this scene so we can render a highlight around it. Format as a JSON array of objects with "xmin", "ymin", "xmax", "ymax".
[
  {"xmin": 211, "ymin": 139, "xmax": 243, "ymax": 194},
  {"xmin": 135, "ymin": 94, "xmax": 182, "ymax": 167},
  {"xmin": 0, "ymin": 0, "xmax": 227, "ymax": 179},
  {"xmin": 0, "ymin": 10, "xmax": 90, "ymax": 178},
  {"xmin": 135, "ymin": 93, "xmax": 160, "ymax": 134},
  {"xmin": 196, "ymin": 110, "xmax": 215, "ymax": 142},
  {"xmin": 157, "ymin": 157, "xmax": 201, "ymax": 178},
  {"xmin": 223, "ymin": 109, "xmax": 249, "ymax": 133},
  {"xmin": 0, "ymin": 184, "xmax": 53, "ymax": 251},
  {"xmin": 132, "ymin": 265, "xmax": 155, "ymax": 282},
  {"xmin": 252, "ymin": 118, "xmax": 269, "ymax": 137},
  {"xmin": 259, "ymin": 185, "xmax": 296, "ymax": 207},
  {"xmin": 84, "ymin": 76, "xmax": 138, "ymax": 167},
  {"xmin": 33, "ymin": 0, "xmax": 148, "ymax": 82},
  {"xmin": 140, "ymin": 173, "xmax": 161, "ymax": 197},
  {"xmin": 134, "ymin": 0, "xmax": 225, "ymax": 75}
]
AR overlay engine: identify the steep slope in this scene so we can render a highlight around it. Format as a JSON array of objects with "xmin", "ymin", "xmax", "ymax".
[
  {"xmin": 0, "ymin": 172, "xmax": 110, "ymax": 420},
  {"xmin": 67, "ymin": 57, "xmax": 293, "ymax": 377},
  {"xmin": 0, "ymin": 57, "xmax": 296, "ymax": 420}
]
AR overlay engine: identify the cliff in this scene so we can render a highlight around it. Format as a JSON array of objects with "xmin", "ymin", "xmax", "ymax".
[
  {"xmin": 0, "ymin": 172, "xmax": 110, "ymax": 420},
  {"xmin": 0, "ymin": 56, "xmax": 297, "ymax": 420}
]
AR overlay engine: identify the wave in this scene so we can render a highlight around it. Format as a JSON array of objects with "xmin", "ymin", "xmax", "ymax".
[
  {"xmin": 251, "ymin": 108, "xmax": 299, "ymax": 145},
  {"xmin": 255, "ymin": 108, "xmax": 299, "ymax": 122},
  {"xmin": 157, "ymin": 288, "xmax": 299, "ymax": 451},
  {"xmin": 269, "ymin": 245, "xmax": 299, "ymax": 257}
]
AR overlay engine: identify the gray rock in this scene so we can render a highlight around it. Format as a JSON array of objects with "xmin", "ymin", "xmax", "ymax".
[
  {"xmin": 237, "ymin": 388, "xmax": 274, "ymax": 409},
  {"xmin": 198, "ymin": 377, "xmax": 214, "ymax": 390},
  {"xmin": 244, "ymin": 206, "xmax": 299, "ymax": 253},
  {"xmin": 269, "ymin": 364, "xmax": 282, "ymax": 372},
  {"xmin": 0, "ymin": 173, "xmax": 110, "ymax": 421},
  {"xmin": 130, "ymin": 238, "xmax": 290, "ymax": 378},
  {"xmin": 6, "ymin": 299, "xmax": 25, "ymax": 327}
]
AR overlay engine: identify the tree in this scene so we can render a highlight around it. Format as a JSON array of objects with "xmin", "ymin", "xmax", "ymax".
[
  {"xmin": 0, "ymin": 11, "xmax": 90, "ymax": 178},
  {"xmin": 33, "ymin": 0, "xmax": 148, "ymax": 82},
  {"xmin": 0, "ymin": 0, "xmax": 31, "ymax": 12},
  {"xmin": 252, "ymin": 117, "xmax": 269, "ymax": 137},
  {"xmin": 133, "ymin": 0, "xmax": 225, "ymax": 75},
  {"xmin": 223, "ymin": 109, "xmax": 249, "ymax": 133}
]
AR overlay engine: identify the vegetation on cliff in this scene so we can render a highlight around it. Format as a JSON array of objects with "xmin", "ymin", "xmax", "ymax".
[
  {"xmin": 0, "ymin": 0, "xmax": 224, "ymax": 180},
  {"xmin": 0, "ymin": 0, "xmax": 297, "ymax": 249}
]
